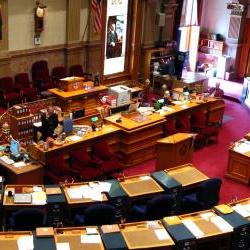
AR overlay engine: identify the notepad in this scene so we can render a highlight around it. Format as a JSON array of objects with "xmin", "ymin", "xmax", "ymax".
[
  {"xmin": 214, "ymin": 204, "xmax": 233, "ymax": 214},
  {"xmin": 154, "ymin": 229, "xmax": 170, "ymax": 241},
  {"xmin": 233, "ymin": 204, "xmax": 250, "ymax": 217},
  {"xmin": 182, "ymin": 220, "xmax": 205, "ymax": 239},
  {"xmin": 32, "ymin": 191, "xmax": 47, "ymax": 205},
  {"xmin": 56, "ymin": 242, "xmax": 70, "ymax": 250},
  {"xmin": 17, "ymin": 235, "xmax": 34, "ymax": 250},
  {"xmin": 163, "ymin": 216, "xmax": 182, "ymax": 225},
  {"xmin": 81, "ymin": 234, "xmax": 101, "ymax": 244},
  {"xmin": 86, "ymin": 227, "xmax": 98, "ymax": 235},
  {"xmin": 210, "ymin": 216, "xmax": 233, "ymax": 233}
]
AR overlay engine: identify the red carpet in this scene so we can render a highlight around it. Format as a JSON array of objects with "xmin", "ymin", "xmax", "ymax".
[{"xmin": 124, "ymin": 99, "xmax": 250, "ymax": 204}]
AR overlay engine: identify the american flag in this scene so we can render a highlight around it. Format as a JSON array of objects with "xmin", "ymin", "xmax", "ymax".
[{"xmin": 91, "ymin": 0, "xmax": 102, "ymax": 33}]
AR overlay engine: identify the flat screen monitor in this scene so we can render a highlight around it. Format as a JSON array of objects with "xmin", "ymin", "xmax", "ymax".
[{"xmin": 10, "ymin": 139, "xmax": 20, "ymax": 156}]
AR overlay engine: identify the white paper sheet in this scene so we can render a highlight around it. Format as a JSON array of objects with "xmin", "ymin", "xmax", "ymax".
[
  {"xmin": 140, "ymin": 176, "xmax": 151, "ymax": 181},
  {"xmin": 81, "ymin": 234, "xmax": 101, "ymax": 244},
  {"xmin": 154, "ymin": 228, "xmax": 170, "ymax": 240},
  {"xmin": 234, "ymin": 142, "xmax": 250, "ymax": 154},
  {"xmin": 67, "ymin": 135, "xmax": 82, "ymax": 142},
  {"xmin": 90, "ymin": 190, "xmax": 103, "ymax": 201},
  {"xmin": 86, "ymin": 227, "xmax": 98, "ymax": 235},
  {"xmin": 67, "ymin": 188, "xmax": 83, "ymax": 199},
  {"xmin": 33, "ymin": 186, "xmax": 43, "ymax": 192},
  {"xmin": 233, "ymin": 204, "xmax": 250, "ymax": 217},
  {"xmin": 17, "ymin": 235, "xmax": 34, "ymax": 250},
  {"xmin": 56, "ymin": 242, "xmax": 70, "ymax": 250},
  {"xmin": 0, "ymin": 155, "xmax": 14, "ymax": 164},
  {"xmin": 162, "ymin": 106, "xmax": 174, "ymax": 112},
  {"xmin": 13, "ymin": 161, "xmax": 26, "ymax": 168},
  {"xmin": 180, "ymin": 105, "xmax": 189, "ymax": 109},
  {"xmin": 200, "ymin": 212, "xmax": 214, "ymax": 221},
  {"xmin": 210, "ymin": 216, "xmax": 233, "ymax": 233},
  {"xmin": 98, "ymin": 182, "xmax": 112, "ymax": 193},
  {"xmin": 182, "ymin": 220, "xmax": 205, "ymax": 238}
]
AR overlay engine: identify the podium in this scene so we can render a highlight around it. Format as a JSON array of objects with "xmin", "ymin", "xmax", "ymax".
[{"xmin": 156, "ymin": 133, "xmax": 194, "ymax": 170}]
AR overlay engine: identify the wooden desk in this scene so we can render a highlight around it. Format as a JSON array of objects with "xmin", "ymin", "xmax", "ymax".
[
  {"xmin": 0, "ymin": 157, "xmax": 44, "ymax": 184},
  {"xmin": 62, "ymin": 182, "xmax": 108, "ymax": 206},
  {"xmin": 49, "ymin": 85, "xmax": 108, "ymax": 114},
  {"xmin": 120, "ymin": 221, "xmax": 174, "ymax": 249},
  {"xmin": 54, "ymin": 227, "xmax": 105, "ymax": 250},
  {"xmin": 119, "ymin": 175, "xmax": 164, "ymax": 198},
  {"xmin": 29, "ymin": 124, "xmax": 120, "ymax": 165},
  {"xmin": 178, "ymin": 210, "xmax": 232, "ymax": 248},
  {"xmin": 105, "ymin": 113, "xmax": 165, "ymax": 166},
  {"xmin": 156, "ymin": 133, "xmax": 194, "ymax": 170},
  {"xmin": 0, "ymin": 231, "xmax": 33, "ymax": 250},
  {"xmin": 3, "ymin": 184, "xmax": 46, "ymax": 208},
  {"xmin": 165, "ymin": 164, "xmax": 209, "ymax": 188},
  {"xmin": 225, "ymin": 139, "xmax": 250, "ymax": 184}
]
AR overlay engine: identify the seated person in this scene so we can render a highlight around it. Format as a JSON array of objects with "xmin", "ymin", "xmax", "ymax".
[
  {"xmin": 208, "ymin": 82, "xmax": 224, "ymax": 98},
  {"xmin": 163, "ymin": 90, "xmax": 174, "ymax": 105}
]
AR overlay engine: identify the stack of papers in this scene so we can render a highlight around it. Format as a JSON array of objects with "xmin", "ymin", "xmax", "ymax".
[
  {"xmin": 0, "ymin": 155, "xmax": 14, "ymax": 164},
  {"xmin": 210, "ymin": 216, "xmax": 233, "ymax": 233},
  {"xmin": 13, "ymin": 161, "xmax": 26, "ymax": 168},
  {"xmin": 32, "ymin": 191, "xmax": 47, "ymax": 205},
  {"xmin": 182, "ymin": 220, "xmax": 205, "ymax": 238},
  {"xmin": 234, "ymin": 140, "xmax": 250, "ymax": 154},
  {"xmin": 67, "ymin": 182, "xmax": 112, "ymax": 201},
  {"xmin": 17, "ymin": 235, "xmax": 34, "ymax": 250},
  {"xmin": 81, "ymin": 234, "xmax": 101, "ymax": 244},
  {"xmin": 232, "ymin": 204, "xmax": 250, "ymax": 217},
  {"xmin": 56, "ymin": 242, "xmax": 70, "ymax": 250},
  {"xmin": 154, "ymin": 229, "xmax": 170, "ymax": 241}
]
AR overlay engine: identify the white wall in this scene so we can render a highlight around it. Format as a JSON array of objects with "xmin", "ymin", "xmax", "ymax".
[
  {"xmin": 200, "ymin": 0, "xmax": 231, "ymax": 39},
  {"xmin": 8, "ymin": 0, "xmax": 67, "ymax": 51}
]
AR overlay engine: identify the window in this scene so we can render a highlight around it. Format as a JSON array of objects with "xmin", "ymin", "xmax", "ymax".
[{"xmin": 103, "ymin": 0, "xmax": 129, "ymax": 76}]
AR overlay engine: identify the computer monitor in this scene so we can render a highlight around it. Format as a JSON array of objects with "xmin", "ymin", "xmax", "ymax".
[
  {"xmin": 10, "ymin": 139, "xmax": 20, "ymax": 157},
  {"xmin": 63, "ymin": 118, "xmax": 73, "ymax": 134}
]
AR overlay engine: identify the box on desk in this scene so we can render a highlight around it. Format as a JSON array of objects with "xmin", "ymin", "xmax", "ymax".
[
  {"xmin": 109, "ymin": 85, "xmax": 131, "ymax": 106},
  {"xmin": 59, "ymin": 76, "xmax": 84, "ymax": 91}
]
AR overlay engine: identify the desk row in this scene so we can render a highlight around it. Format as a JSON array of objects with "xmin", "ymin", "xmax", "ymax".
[{"xmin": 0, "ymin": 203, "xmax": 250, "ymax": 250}]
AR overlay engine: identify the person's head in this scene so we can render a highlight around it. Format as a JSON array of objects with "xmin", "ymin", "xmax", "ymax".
[
  {"xmin": 110, "ymin": 23, "xmax": 115, "ymax": 31},
  {"xmin": 215, "ymin": 82, "xmax": 221, "ymax": 89}
]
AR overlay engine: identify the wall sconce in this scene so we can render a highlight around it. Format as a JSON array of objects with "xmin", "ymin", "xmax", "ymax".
[{"xmin": 34, "ymin": 1, "xmax": 46, "ymax": 35}]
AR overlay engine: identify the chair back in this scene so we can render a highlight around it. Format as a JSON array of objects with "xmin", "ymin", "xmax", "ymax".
[
  {"xmin": 70, "ymin": 64, "xmax": 84, "ymax": 77},
  {"xmin": 70, "ymin": 147, "xmax": 92, "ymax": 165},
  {"xmin": 51, "ymin": 66, "xmax": 67, "ymax": 81},
  {"xmin": 176, "ymin": 115, "xmax": 191, "ymax": 132},
  {"xmin": 0, "ymin": 77, "xmax": 15, "ymax": 92},
  {"xmin": 9, "ymin": 208, "xmax": 45, "ymax": 230},
  {"xmin": 196, "ymin": 178, "xmax": 222, "ymax": 208},
  {"xmin": 146, "ymin": 194, "xmax": 175, "ymax": 220},
  {"xmin": 15, "ymin": 73, "xmax": 30, "ymax": 88},
  {"xmin": 32, "ymin": 60, "xmax": 50, "ymax": 82},
  {"xmin": 84, "ymin": 203, "xmax": 115, "ymax": 226},
  {"xmin": 192, "ymin": 110, "xmax": 206, "ymax": 127},
  {"xmin": 92, "ymin": 140, "xmax": 112, "ymax": 160},
  {"xmin": 47, "ymin": 155, "xmax": 68, "ymax": 176},
  {"xmin": 164, "ymin": 120, "xmax": 177, "ymax": 136}
]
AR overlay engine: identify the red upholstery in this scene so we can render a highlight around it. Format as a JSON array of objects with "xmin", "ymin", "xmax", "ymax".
[
  {"xmin": 47, "ymin": 155, "xmax": 76, "ymax": 184},
  {"xmin": 92, "ymin": 140, "xmax": 124, "ymax": 175},
  {"xmin": 15, "ymin": 73, "xmax": 38, "ymax": 101},
  {"xmin": 176, "ymin": 115, "xmax": 191, "ymax": 133},
  {"xmin": 70, "ymin": 147, "xmax": 104, "ymax": 181},
  {"xmin": 164, "ymin": 120, "xmax": 177, "ymax": 136},
  {"xmin": 191, "ymin": 110, "xmax": 219, "ymax": 144},
  {"xmin": 69, "ymin": 64, "xmax": 85, "ymax": 77},
  {"xmin": 31, "ymin": 60, "xmax": 55, "ymax": 91},
  {"xmin": 51, "ymin": 66, "xmax": 67, "ymax": 83},
  {"xmin": 0, "ymin": 77, "xmax": 22, "ymax": 106}
]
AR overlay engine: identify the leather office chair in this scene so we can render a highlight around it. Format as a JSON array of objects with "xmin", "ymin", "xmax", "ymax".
[
  {"xmin": 69, "ymin": 64, "xmax": 92, "ymax": 80},
  {"xmin": 74, "ymin": 203, "xmax": 115, "ymax": 226},
  {"xmin": 130, "ymin": 194, "xmax": 175, "ymax": 221},
  {"xmin": 176, "ymin": 115, "xmax": 191, "ymax": 133},
  {"xmin": 15, "ymin": 73, "xmax": 38, "ymax": 102},
  {"xmin": 9, "ymin": 208, "xmax": 46, "ymax": 230},
  {"xmin": 51, "ymin": 66, "xmax": 67, "ymax": 85},
  {"xmin": 163, "ymin": 120, "xmax": 177, "ymax": 136},
  {"xmin": 70, "ymin": 147, "xmax": 104, "ymax": 181},
  {"xmin": 91, "ymin": 140, "xmax": 124, "ymax": 177},
  {"xmin": 0, "ymin": 77, "xmax": 22, "ymax": 108},
  {"xmin": 31, "ymin": 60, "xmax": 55, "ymax": 94},
  {"xmin": 181, "ymin": 177, "xmax": 222, "ymax": 213},
  {"xmin": 47, "ymin": 155, "xmax": 77, "ymax": 184},
  {"xmin": 191, "ymin": 110, "xmax": 219, "ymax": 145}
]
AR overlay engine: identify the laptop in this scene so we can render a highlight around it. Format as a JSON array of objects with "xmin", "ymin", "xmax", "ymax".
[{"xmin": 14, "ymin": 193, "xmax": 32, "ymax": 204}]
